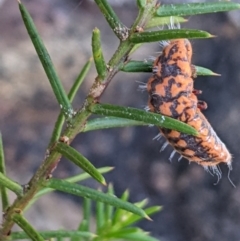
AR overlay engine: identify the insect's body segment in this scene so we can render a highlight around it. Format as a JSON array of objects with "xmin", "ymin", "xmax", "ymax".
[{"xmin": 147, "ymin": 39, "xmax": 232, "ymax": 175}]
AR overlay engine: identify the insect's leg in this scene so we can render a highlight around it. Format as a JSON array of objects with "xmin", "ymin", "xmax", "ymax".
[
  {"xmin": 197, "ymin": 100, "xmax": 208, "ymax": 110},
  {"xmin": 193, "ymin": 89, "xmax": 202, "ymax": 95}
]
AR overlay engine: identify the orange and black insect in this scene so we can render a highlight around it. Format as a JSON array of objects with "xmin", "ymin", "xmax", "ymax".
[{"xmin": 146, "ymin": 39, "xmax": 232, "ymax": 182}]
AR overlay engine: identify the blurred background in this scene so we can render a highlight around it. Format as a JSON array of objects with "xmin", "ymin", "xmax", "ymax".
[{"xmin": 1, "ymin": 0, "xmax": 240, "ymax": 240}]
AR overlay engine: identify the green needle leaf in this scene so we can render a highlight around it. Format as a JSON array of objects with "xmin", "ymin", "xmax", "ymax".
[
  {"xmin": 55, "ymin": 142, "xmax": 106, "ymax": 185},
  {"xmin": 129, "ymin": 43, "xmax": 143, "ymax": 55},
  {"xmin": 129, "ymin": 29, "xmax": 213, "ymax": 43},
  {"xmin": 105, "ymin": 227, "xmax": 158, "ymax": 241},
  {"xmin": 65, "ymin": 167, "xmax": 113, "ymax": 183},
  {"xmin": 83, "ymin": 117, "xmax": 148, "ymax": 132},
  {"xmin": 77, "ymin": 219, "xmax": 88, "ymax": 234},
  {"xmin": 94, "ymin": 0, "xmax": 128, "ymax": 40},
  {"xmin": 121, "ymin": 61, "xmax": 220, "ymax": 77},
  {"xmin": 18, "ymin": 2, "xmax": 74, "ymax": 120},
  {"xmin": 121, "ymin": 206, "xmax": 162, "ymax": 228},
  {"xmin": 146, "ymin": 16, "xmax": 186, "ymax": 29},
  {"xmin": 56, "ymin": 237, "xmax": 64, "ymax": 241},
  {"xmin": 0, "ymin": 133, "xmax": 9, "ymax": 211},
  {"xmin": 92, "ymin": 28, "xmax": 107, "ymax": 80},
  {"xmin": 114, "ymin": 232, "xmax": 159, "ymax": 241},
  {"xmin": 135, "ymin": 198, "xmax": 148, "ymax": 209},
  {"xmin": 46, "ymin": 178, "xmax": 149, "ymax": 219},
  {"xmin": 105, "ymin": 227, "xmax": 142, "ymax": 238},
  {"xmin": 111, "ymin": 199, "xmax": 149, "ymax": 229},
  {"xmin": 105, "ymin": 183, "xmax": 114, "ymax": 222},
  {"xmin": 194, "ymin": 65, "xmax": 220, "ymax": 76},
  {"xmin": 96, "ymin": 194, "xmax": 105, "ymax": 231},
  {"xmin": 10, "ymin": 230, "xmax": 96, "ymax": 240},
  {"xmin": 68, "ymin": 58, "xmax": 93, "ymax": 102},
  {"xmin": 112, "ymin": 190, "xmax": 130, "ymax": 224},
  {"xmin": 137, "ymin": 0, "xmax": 146, "ymax": 9},
  {"xmin": 89, "ymin": 103, "xmax": 198, "ymax": 136},
  {"xmin": 57, "ymin": 237, "xmax": 63, "ymax": 241},
  {"xmin": 0, "ymin": 173, "xmax": 23, "ymax": 197},
  {"xmin": 26, "ymin": 167, "xmax": 113, "ymax": 210},
  {"xmin": 157, "ymin": 2, "xmax": 240, "ymax": 17},
  {"xmin": 79, "ymin": 198, "xmax": 91, "ymax": 231},
  {"xmin": 12, "ymin": 213, "xmax": 45, "ymax": 241},
  {"xmin": 121, "ymin": 60, "xmax": 152, "ymax": 73},
  {"xmin": 49, "ymin": 58, "xmax": 93, "ymax": 147}
]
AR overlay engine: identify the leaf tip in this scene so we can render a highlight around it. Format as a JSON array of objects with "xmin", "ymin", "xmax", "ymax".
[
  {"xmin": 145, "ymin": 214, "xmax": 153, "ymax": 221},
  {"xmin": 155, "ymin": 205, "xmax": 163, "ymax": 211},
  {"xmin": 93, "ymin": 27, "xmax": 100, "ymax": 33},
  {"xmin": 125, "ymin": 188, "xmax": 129, "ymax": 193},
  {"xmin": 193, "ymin": 130, "xmax": 199, "ymax": 136},
  {"xmin": 97, "ymin": 187, "xmax": 102, "ymax": 191},
  {"xmin": 212, "ymin": 72, "xmax": 221, "ymax": 77},
  {"xmin": 101, "ymin": 179, "xmax": 107, "ymax": 186},
  {"xmin": 17, "ymin": 0, "xmax": 21, "ymax": 4},
  {"xmin": 209, "ymin": 34, "xmax": 217, "ymax": 38}
]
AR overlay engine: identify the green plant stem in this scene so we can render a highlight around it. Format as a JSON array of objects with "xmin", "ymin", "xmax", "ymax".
[
  {"xmin": 130, "ymin": 0, "xmax": 158, "ymax": 33},
  {"xmin": 0, "ymin": 2, "xmax": 156, "ymax": 238},
  {"xmin": 0, "ymin": 151, "xmax": 61, "ymax": 240}
]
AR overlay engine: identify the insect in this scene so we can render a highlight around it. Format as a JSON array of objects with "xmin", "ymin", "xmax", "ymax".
[{"xmin": 146, "ymin": 39, "xmax": 232, "ymax": 183}]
